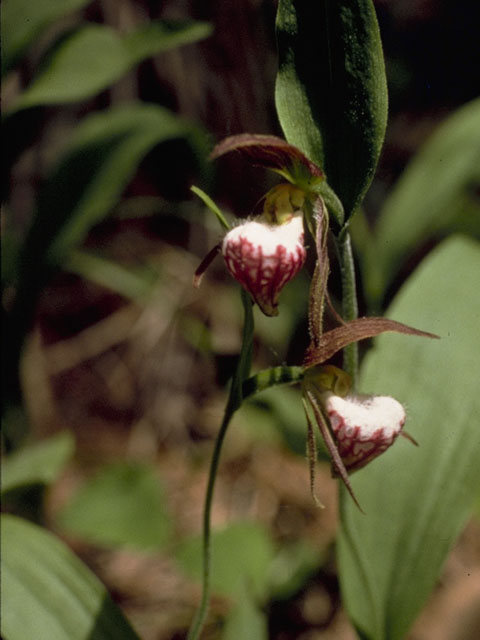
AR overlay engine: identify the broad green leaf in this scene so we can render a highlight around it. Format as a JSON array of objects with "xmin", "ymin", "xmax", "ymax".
[
  {"xmin": 275, "ymin": 0, "xmax": 388, "ymax": 219},
  {"xmin": 364, "ymin": 98, "xmax": 480, "ymax": 307},
  {"xmin": 124, "ymin": 19, "xmax": 212, "ymax": 65},
  {"xmin": 176, "ymin": 521, "xmax": 275, "ymax": 600},
  {"xmin": 57, "ymin": 462, "xmax": 171, "ymax": 550},
  {"xmin": 1, "ymin": 514, "xmax": 140, "ymax": 640},
  {"xmin": 12, "ymin": 25, "xmax": 130, "ymax": 111},
  {"xmin": 1, "ymin": 0, "xmax": 91, "ymax": 74},
  {"xmin": 337, "ymin": 236, "xmax": 480, "ymax": 640},
  {"xmin": 2, "ymin": 432, "xmax": 74, "ymax": 495}
]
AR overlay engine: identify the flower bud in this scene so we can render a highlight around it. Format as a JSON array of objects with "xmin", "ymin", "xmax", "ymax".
[
  {"xmin": 222, "ymin": 215, "xmax": 306, "ymax": 316},
  {"xmin": 323, "ymin": 392, "xmax": 406, "ymax": 472}
]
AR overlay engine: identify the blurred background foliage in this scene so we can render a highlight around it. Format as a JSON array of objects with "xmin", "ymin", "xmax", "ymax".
[{"xmin": 2, "ymin": 1, "xmax": 480, "ymax": 639}]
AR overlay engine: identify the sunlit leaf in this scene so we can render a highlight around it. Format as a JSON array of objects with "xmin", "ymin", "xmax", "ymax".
[
  {"xmin": 2, "ymin": 432, "xmax": 74, "ymax": 495},
  {"xmin": 1, "ymin": 0, "xmax": 91, "ymax": 74},
  {"xmin": 57, "ymin": 462, "xmax": 171, "ymax": 550},
  {"xmin": 364, "ymin": 98, "xmax": 480, "ymax": 307},
  {"xmin": 275, "ymin": 0, "xmax": 388, "ymax": 219},
  {"xmin": 1, "ymin": 514, "xmax": 140, "ymax": 640},
  {"xmin": 338, "ymin": 236, "xmax": 480, "ymax": 640}
]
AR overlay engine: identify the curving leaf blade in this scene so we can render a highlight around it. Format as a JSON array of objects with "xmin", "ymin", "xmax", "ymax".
[
  {"xmin": 11, "ymin": 25, "xmax": 130, "ymax": 111},
  {"xmin": 9, "ymin": 21, "xmax": 212, "ymax": 112},
  {"xmin": 1, "ymin": 0, "xmax": 91, "ymax": 74},
  {"xmin": 337, "ymin": 236, "xmax": 480, "ymax": 639},
  {"xmin": 303, "ymin": 317, "xmax": 438, "ymax": 368},
  {"xmin": 5, "ymin": 103, "xmax": 208, "ymax": 405},
  {"xmin": 275, "ymin": 0, "xmax": 388, "ymax": 218},
  {"xmin": 2, "ymin": 432, "xmax": 74, "ymax": 495},
  {"xmin": 365, "ymin": 98, "xmax": 480, "ymax": 306},
  {"xmin": 1, "ymin": 514, "xmax": 140, "ymax": 640}
]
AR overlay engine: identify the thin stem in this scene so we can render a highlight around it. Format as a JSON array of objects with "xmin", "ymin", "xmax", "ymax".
[
  {"xmin": 242, "ymin": 365, "xmax": 304, "ymax": 399},
  {"xmin": 337, "ymin": 229, "xmax": 358, "ymax": 385},
  {"xmin": 186, "ymin": 290, "xmax": 254, "ymax": 640}
]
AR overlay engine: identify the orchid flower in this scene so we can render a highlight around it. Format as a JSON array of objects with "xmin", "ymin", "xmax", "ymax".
[{"xmin": 194, "ymin": 133, "xmax": 439, "ymax": 509}]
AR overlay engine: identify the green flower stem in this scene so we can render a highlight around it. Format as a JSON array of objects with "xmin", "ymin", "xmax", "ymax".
[
  {"xmin": 242, "ymin": 365, "xmax": 304, "ymax": 399},
  {"xmin": 187, "ymin": 290, "xmax": 254, "ymax": 640},
  {"xmin": 337, "ymin": 229, "xmax": 359, "ymax": 385}
]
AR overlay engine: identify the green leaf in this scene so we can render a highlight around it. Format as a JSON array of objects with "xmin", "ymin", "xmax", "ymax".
[
  {"xmin": 2, "ymin": 432, "xmax": 74, "ymax": 495},
  {"xmin": 10, "ymin": 20, "xmax": 212, "ymax": 112},
  {"xmin": 337, "ymin": 236, "xmax": 480, "ymax": 640},
  {"xmin": 124, "ymin": 19, "xmax": 212, "ymax": 65},
  {"xmin": 268, "ymin": 541, "xmax": 322, "ymax": 601},
  {"xmin": 364, "ymin": 98, "xmax": 480, "ymax": 306},
  {"xmin": 1, "ymin": 0, "xmax": 92, "ymax": 74},
  {"xmin": 57, "ymin": 462, "xmax": 171, "ymax": 550},
  {"xmin": 1, "ymin": 514, "xmax": 140, "ymax": 640},
  {"xmin": 222, "ymin": 588, "xmax": 268, "ymax": 640},
  {"xmin": 6, "ymin": 103, "xmax": 207, "ymax": 397},
  {"xmin": 66, "ymin": 249, "xmax": 158, "ymax": 301},
  {"xmin": 176, "ymin": 521, "xmax": 275, "ymax": 600},
  {"xmin": 31, "ymin": 103, "xmax": 206, "ymax": 270},
  {"xmin": 12, "ymin": 25, "xmax": 130, "ymax": 111},
  {"xmin": 275, "ymin": 0, "xmax": 388, "ymax": 219}
]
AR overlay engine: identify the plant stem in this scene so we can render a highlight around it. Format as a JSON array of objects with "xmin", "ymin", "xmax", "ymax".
[
  {"xmin": 186, "ymin": 290, "xmax": 254, "ymax": 640},
  {"xmin": 338, "ymin": 229, "xmax": 359, "ymax": 385}
]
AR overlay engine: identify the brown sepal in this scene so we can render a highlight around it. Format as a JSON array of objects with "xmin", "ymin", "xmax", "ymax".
[
  {"xmin": 304, "ymin": 389, "xmax": 364, "ymax": 513},
  {"xmin": 210, "ymin": 133, "xmax": 324, "ymax": 179},
  {"xmin": 304, "ymin": 317, "xmax": 440, "ymax": 368},
  {"xmin": 193, "ymin": 243, "xmax": 221, "ymax": 288}
]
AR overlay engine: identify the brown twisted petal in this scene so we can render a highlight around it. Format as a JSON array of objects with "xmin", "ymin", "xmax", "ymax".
[
  {"xmin": 210, "ymin": 133, "xmax": 324, "ymax": 179},
  {"xmin": 303, "ymin": 317, "xmax": 440, "ymax": 368}
]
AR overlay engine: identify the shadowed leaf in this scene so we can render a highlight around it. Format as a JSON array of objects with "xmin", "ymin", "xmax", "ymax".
[
  {"xmin": 1, "ymin": 0, "xmax": 91, "ymax": 74},
  {"xmin": 275, "ymin": 0, "xmax": 388, "ymax": 218},
  {"xmin": 2, "ymin": 432, "xmax": 74, "ymax": 495}
]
